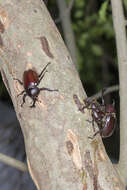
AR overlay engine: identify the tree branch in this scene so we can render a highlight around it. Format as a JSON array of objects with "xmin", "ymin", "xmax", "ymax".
[
  {"xmin": 110, "ymin": 0, "xmax": 127, "ymax": 185},
  {"xmin": 67, "ymin": 0, "xmax": 75, "ymax": 13},
  {"xmin": 0, "ymin": 153, "xmax": 27, "ymax": 172},
  {"xmin": 90, "ymin": 85, "xmax": 119, "ymax": 100},
  {"xmin": 56, "ymin": 0, "xmax": 78, "ymax": 69}
]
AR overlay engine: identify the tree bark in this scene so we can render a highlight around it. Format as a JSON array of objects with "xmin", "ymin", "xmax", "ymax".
[
  {"xmin": 0, "ymin": 0, "xmax": 125, "ymax": 189},
  {"xmin": 110, "ymin": 0, "xmax": 127, "ymax": 185}
]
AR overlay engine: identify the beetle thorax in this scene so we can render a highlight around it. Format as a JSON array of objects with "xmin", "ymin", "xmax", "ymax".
[{"xmin": 27, "ymin": 82, "xmax": 39, "ymax": 97}]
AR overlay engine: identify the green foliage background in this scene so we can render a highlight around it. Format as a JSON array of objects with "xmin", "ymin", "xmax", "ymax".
[
  {"xmin": 72, "ymin": 0, "xmax": 118, "ymax": 94},
  {"xmin": 47, "ymin": 0, "xmax": 119, "ymax": 98}
]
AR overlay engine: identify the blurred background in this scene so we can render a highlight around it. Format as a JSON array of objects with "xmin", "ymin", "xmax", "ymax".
[{"xmin": 0, "ymin": 0, "xmax": 126, "ymax": 189}]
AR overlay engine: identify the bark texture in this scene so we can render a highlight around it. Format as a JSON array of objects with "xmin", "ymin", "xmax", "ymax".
[{"xmin": 0, "ymin": 0, "xmax": 125, "ymax": 189}]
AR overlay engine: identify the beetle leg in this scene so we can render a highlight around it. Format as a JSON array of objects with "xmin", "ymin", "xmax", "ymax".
[
  {"xmin": 73, "ymin": 94, "xmax": 85, "ymax": 113},
  {"xmin": 80, "ymin": 105, "xmax": 86, "ymax": 112},
  {"xmin": 13, "ymin": 78, "xmax": 23, "ymax": 85},
  {"xmin": 81, "ymin": 105, "xmax": 92, "ymax": 111},
  {"xmin": 88, "ymin": 130, "xmax": 100, "ymax": 139},
  {"xmin": 86, "ymin": 118, "xmax": 96, "ymax": 132},
  {"xmin": 17, "ymin": 90, "xmax": 25, "ymax": 97},
  {"xmin": 30, "ymin": 98, "xmax": 37, "ymax": 108},
  {"xmin": 86, "ymin": 119, "xmax": 92, "ymax": 123},
  {"xmin": 39, "ymin": 87, "xmax": 58, "ymax": 92},
  {"xmin": 21, "ymin": 93, "xmax": 27, "ymax": 107},
  {"xmin": 92, "ymin": 119, "xmax": 95, "ymax": 131}
]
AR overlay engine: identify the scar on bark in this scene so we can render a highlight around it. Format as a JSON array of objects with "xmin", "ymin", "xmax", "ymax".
[
  {"xmin": 67, "ymin": 129, "xmax": 82, "ymax": 170},
  {"xmin": 0, "ymin": 20, "xmax": 5, "ymax": 33},
  {"xmin": 0, "ymin": 35, "xmax": 3, "ymax": 47},
  {"xmin": 37, "ymin": 36, "xmax": 54, "ymax": 58},
  {"xmin": 84, "ymin": 151, "xmax": 102, "ymax": 190},
  {"xmin": 66, "ymin": 140, "xmax": 74, "ymax": 155},
  {"xmin": 84, "ymin": 151, "xmax": 97, "ymax": 189}
]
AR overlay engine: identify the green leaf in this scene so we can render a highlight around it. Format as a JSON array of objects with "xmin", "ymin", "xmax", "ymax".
[
  {"xmin": 99, "ymin": 0, "xmax": 109, "ymax": 22},
  {"xmin": 74, "ymin": 10, "xmax": 84, "ymax": 18},
  {"xmin": 91, "ymin": 44, "xmax": 103, "ymax": 56},
  {"xmin": 123, "ymin": 0, "xmax": 127, "ymax": 8},
  {"xmin": 75, "ymin": 0, "xmax": 85, "ymax": 8}
]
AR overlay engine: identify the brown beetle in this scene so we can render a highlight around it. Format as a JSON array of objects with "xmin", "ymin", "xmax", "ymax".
[{"xmin": 14, "ymin": 62, "xmax": 58, "ymax": 107}]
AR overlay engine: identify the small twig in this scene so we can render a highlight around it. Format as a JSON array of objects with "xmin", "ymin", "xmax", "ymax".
[
  {"xmin": 0, "ymin": 153, "xmax": 28, "ymax": 172},
  {"xmin": 55, "ymin": 0, "xmax": 75, "ymax": 23},
  {"xmin": 90, "ymin": 85, "xmax": 119, "ymax": 100},
  {"xmin": 68, "ymin": 0, "xmax": 75, "ymax": 13}
]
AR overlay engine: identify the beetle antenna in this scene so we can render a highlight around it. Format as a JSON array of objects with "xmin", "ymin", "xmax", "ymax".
[
  {"xmin": 37, "ymin": 70, "xmax": 48, "ymax": 85},
  {"xmin": 38, "ymin": 62, "xmax": 51, "ymax": 78}
]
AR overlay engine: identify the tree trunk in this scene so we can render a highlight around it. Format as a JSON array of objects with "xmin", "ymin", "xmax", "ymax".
[
  {"xmin": 0, "ymin": 0, "xmax": 125, "ymax": 189},
  {"xmin": 110, "ymin": 0, "xmax": 127, "ymax": 185}
]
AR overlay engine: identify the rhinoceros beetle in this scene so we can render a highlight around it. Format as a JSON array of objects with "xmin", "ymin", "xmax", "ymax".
[
  {"xmin": 83, "ymin": 90, "xmax": 116, "ymax": 138},
  {"xmin": 14, "ymin": 62, "xmax": 58, "ymax": 107},
  {"xmin": 73, "ymin": 89, "xmax": 116, "ymax": 138}
]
